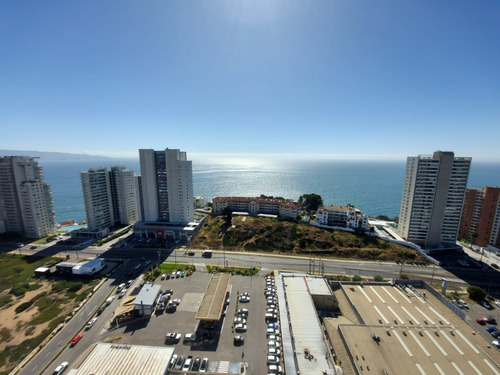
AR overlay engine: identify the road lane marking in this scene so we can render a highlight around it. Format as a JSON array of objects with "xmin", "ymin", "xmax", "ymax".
[
  {"xmin": 434, "ymin": 363, "xmax": 446, "ymax": 375},
  {"xmin": 428, "ymin": 306, "xmax": 450, "ymax": 324},
  {"xmin": 357, "ymin": 285, "xmax": 372, "ymax": 303},
  {"xmin": 393, "ymin": 330, "xmax": 413, "ymax": 357},
  {"xmin": 483, "ymin": 359, "xmax": 500, "ymax": 375},
  {"xmin": 369, "ymin": 286, "xmax": 386, "ymax": 303},
  {"xmin": 415, "ymin": 306, "xmax": 435, "ymax": 324},
  {"xmin": 451, "ymin": 362, "xmax": 465, "ymax": 375},
  {"xmin": 387, "ymin": 305, "xmax": 404, "ymax": 324},
  {"xmin": 415, "ymin": 363, "xmax": 427, "ymax": 375},
  {"xmin": 424, "ymin": 330, "xmax": 447, "ymax": 356},
  {"xmin": 394, "ymin": 287, "xmax": 412, "ymax": 303},
  {"xmin": 401, "ymin": 305, "xmax": 420, "ymax": 324},
  {"xmin": 468, "ymin": 360, "xmax": 483, "ymax": 375},
  {"xmin": 384, "ymin": 287, "xmax": 400, "ymax": 303},
  {"xmin": 440, "ymin": 330, "xmax": 464, "ymax": 355},
  {"xmin": 409, "ymin": 330, "xmax": 430, "ymax": 356},
  {"xmin": 455, "ymin": 330, "xmax": 480, "ymax": 354},
  {"xmin": 373, "ymin": 305, "xmax": 389, "ymax": 324}
]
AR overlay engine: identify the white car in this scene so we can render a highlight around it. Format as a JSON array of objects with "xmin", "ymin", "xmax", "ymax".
[
  {"xmin": 268, "ymin": 340, "xmax": 279, "ymax": 347},
  {"xmin": 161, "ymin": 273, "xmax": 166, "ymax": 280},
  {"xmin": 118, "ymin": 288, "xmax": 127, "ymax": 298},
  {"xmin": 268, "ymin": 347, "xmax": 281, "ymax": 356},
  {"xmin": 268, "ymin": 364, "xmax": 282, "ymax": 374},
  {"xmin": 267, "ymin": 334, "xmax": 280, "ymax": 342},
  {"xmin": 235, "ymin": 323, "xmax": 247, "ymax": 332},
  {"xmin": 105, "ymin": 296, "xmax": 115, "ymax": 305},
  {"xmin": 53, "ymin": 361, "xmax": 69, "ymax": 375},
  {"xmin": 166, "ymin": 332, "xmax": 181, "ymax": 342},
  {"xmin": 116, "ymin": 283, "xmax": 126, "ymax": 293},
  {"xmin": 234, "ymin": 317, "xmax": 247, "ymax": 324},
  {"xmin": 267, "ymin": 355, "xmax": 279, "ymax": 364},
  {"xmin": 495, "ymin": 301, "xmax": 500, "ymax": 308},
  {"xmin": 85, "ymin": 318, "xmax": 97, "ymax": 330},
  {"xmin": 184, "ymin": 333, "xmax": 197, "ymax": 341}
]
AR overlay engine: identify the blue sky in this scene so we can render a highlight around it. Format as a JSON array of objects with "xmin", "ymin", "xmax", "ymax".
[{"xmin": 1, "ymin": 1, "xmax": 499, "ymax": 161}]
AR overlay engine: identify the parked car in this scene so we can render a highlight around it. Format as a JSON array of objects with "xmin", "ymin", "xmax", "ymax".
[
  {"xmin": 168, "ymin": 354, "xmax": 178, "ymax": 369},
  {"xmin": 183, "ymin": 356, "xmax": 193, "ymax": 371},
  {"xmin": 268, "ymin": 340, "xmax": 279, "ymax": 347},
  {"xmin": 268, "ymin": 364, "xmax": 283, "ymax": 374},
  {"xmin": 85, "ymin": 318, "xmax": 97, "ymax": 330},
  {"xmin": 52, "ymin": 361, "xmax": 68, "ymax": 375},
  {"xmin": 161, "ymin": 274, "xmax": 166, "ymax": 280},
  {"xmin": 97, "ymin": 305, "xmax": 106, "ymax": 316},
  {"xmin": 267, "ymin": 355, "xmax": 279, "ymax": 364},
  {"xmin": 105, "ymin": 296, "xmax": 115, "ymax": 306},
  {"xmin": 234, "ymin": 335, "xmax": 244, "ymax": 346},
  {"xmin": 184, "ymin": 333, "xmax": 197, "ymax": 341},
  {"xmin": 118, "ymin": 289, "xmax": 127, "ymax": 298},
  {"xmin": 235, "ymin": 323, "xmax": 247, "ymax": 332},
  {"xmin": 493, "ymin": 340, "xmax": 500, "ymax": 349},
  {"xmin": 476, "ymin": 318, "xmax": 486, "ymax": 325},
  {"xmin": 70, "ymin": 333, "xmax": 83, "ymax": 347},
  {"xmin": 234, "ymin": 317, "xmax": 247, "ymax": 324},
  {"xmin": 171, "ymin": 272, "xmax": 176, "ymax": 279},
  {"xmin": 452, "ymin": 300, "xmax": 464, "ymax": 309},
  {"xmin": 268, "ymin": 347, "xmax": 281, "ymax": 356},
  {"xmin": 458, "ymin": 299, "xmax": 469, "ymax": 308},
  {"xmin": 238, "ymin": 308, "xmax": 249, "ymax": 317},
  {"xmin": 495, "ymin": 301, "xmax": 500, "ymax": 308},
  {"xmin": 165, "ymin": 332, "xmax": 181, "ymax": 343},
  {"xmin": 486, "ymin": 326, "xmax": 497, "ymax": 333},
  {"xmin": 481, "ymin": 300, "xmax": 494, "ymax": 310},
  {"xmin": 126, "ymin": 279, "xmax": 134, "ymax": 287},
  {"xmin": 484, "ymin": 317, "xmax": 497, "ymax": 324},
  {"xmin": 200, "ymin": 358, "xmax": 209, "ymax": 372},
  {"xmin": 174, "ymin": 355, "xmax": 185, "ymax": 370},
  {"xmin": 191, "ymin": 357, "xmax": 201, "ymax": 371}
]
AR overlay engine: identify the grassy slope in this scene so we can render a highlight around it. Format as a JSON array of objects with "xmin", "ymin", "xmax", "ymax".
[{"xmin": 191, "ymin": 216, "xmax": 426, "ymax": 262}]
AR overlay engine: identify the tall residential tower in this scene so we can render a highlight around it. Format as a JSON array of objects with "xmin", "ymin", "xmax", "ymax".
[
  {"xmin": 398, "ymin": 151, "xmax": 471, "ymax": 249},
  {"xmin": 81, "ymin": 166, "xmax": 137, "ymax": 234},
  {"xmin": 138, "ymin": 148, "xmax": 194, "ymax": 224},
  {"xmin": 459, "ymin": 186, "xmax": 500, "ymax": 249},
  {"xmin": 0, "ymin": 156, "xmax": 56, "ymax": 238}
]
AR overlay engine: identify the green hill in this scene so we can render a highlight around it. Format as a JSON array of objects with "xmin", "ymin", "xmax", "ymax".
[{"xmin": 191, "ymin": 216, "xmax": 426, "ymax": 262}]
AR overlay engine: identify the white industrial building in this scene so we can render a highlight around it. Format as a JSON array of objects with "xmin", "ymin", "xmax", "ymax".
[
  {"xmin": 72, "ymin": 258, "xmax": 105, "ymax": 275},
  {"xmin": 0, "ymin": 156, "xmax": 56, "ymax": 238},
  {"xmin": 315, "ymin": 204, "xmax": 368, "ymax": 230},
  {"xmin": 134, "ymin": 283, "xmax": 162, "ymax": 316},
  {"xmin": 398, "ymin": 151, "xmax": 471, "ymax": 249}
]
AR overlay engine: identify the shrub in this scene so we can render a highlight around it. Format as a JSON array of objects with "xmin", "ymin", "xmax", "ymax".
[
  {"xmin": 352, "ymin": 275, "xmax": 362, "ymax": 282},
  {"xmin": 467, "ymin": 285, "xmax": 487, "ymax": 302},
  {"xmin": 373, "ymin": 275, "xmax": 384, "ymax": 282},
  {"xmin": 15, "ymin": 301, "xmax": 34, "ymax": 314}
]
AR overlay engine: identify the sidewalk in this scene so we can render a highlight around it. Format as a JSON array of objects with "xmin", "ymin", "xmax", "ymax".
[{"xmin": 457, "ymin": 242, "xmax": 500, "ymax": 267}]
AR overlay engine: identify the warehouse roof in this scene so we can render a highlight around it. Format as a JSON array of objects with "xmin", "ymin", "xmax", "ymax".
[{"xmin": 195, "ymin": 273, "xmax": 230, "ymax": 321}]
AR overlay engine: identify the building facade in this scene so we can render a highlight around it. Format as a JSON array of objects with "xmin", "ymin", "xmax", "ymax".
[
  {"xmin": 398, "ymin": 151, "xmax": 471, "ymax": 249},
  {"xmin": 0, "ymin": 156, "xmax": 56, "ymax": 238},
  {"xmin": 212, "ymin": 196, "xmax": 299, "ymax": 220},
  {"xmin": 81, "ymin": 167, "xmax": 137, "ymax": 233},
  {"xmin": 459, "ymin": 186, "xmax": 500, "ymax": 248},
  {"xmin": 138, "ymin": 148, "xmax": 194, "ymax": 224},
  {"xmin": 315, "ymin": 204, "xmax": 368, "ymax": 230}
]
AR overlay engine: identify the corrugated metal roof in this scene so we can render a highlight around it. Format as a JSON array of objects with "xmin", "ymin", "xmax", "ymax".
[
  {"xmin": 133, "ymin": 283, "xmax": 161, "ymax": 307},
  {"xmin": 74, "ymin": 343, "xmax": 174, "ymax": 375},
  {"xmin": 195, "ymin": 273, "xmax": 230, "ymax": 320},
  {"xmin": 284, "ymin": 275, "xmax": 334, "ymax": 374},
  {"xmin": 306, "ymin": 276, "xmax": 332, "ymax": 296}
]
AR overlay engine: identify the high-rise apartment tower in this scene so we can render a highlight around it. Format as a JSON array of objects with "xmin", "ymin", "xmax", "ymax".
[
  {"xmin": 0, "ymin": 156, "xmax": 56, "ymax": 238},
  {"xmin": 81, "ymin": 167, "xmax": 137, "ymax": 232},
  {"xmin": 138, "ymin": 148, "xmax": 194, "ymax": 224},
  {"xmin": 398, "ymin": 151, "xmax": 471, "ymax": 249},
  {"xmin": 459, "ymin": 186, "xmax": 500, "ymax": 248}
]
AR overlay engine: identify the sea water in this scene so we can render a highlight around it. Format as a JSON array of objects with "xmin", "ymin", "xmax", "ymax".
[{"xmin": 41, "ymin": 157, "xmax": 500, "ymax": 224}]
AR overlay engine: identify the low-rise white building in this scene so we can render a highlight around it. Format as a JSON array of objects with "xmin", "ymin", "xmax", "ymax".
[
  {"xmin": 315, "ymin": 204, "xmax": 368, "ymax": 230},
  {"xmin": 212, "ymin": 196, "xmax": 299, "ymax": 220}
]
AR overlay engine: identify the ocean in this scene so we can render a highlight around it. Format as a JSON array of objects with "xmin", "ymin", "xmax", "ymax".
[{"xmin": 40, "ymin": 157, "xmax": 500, "ymax": 224}]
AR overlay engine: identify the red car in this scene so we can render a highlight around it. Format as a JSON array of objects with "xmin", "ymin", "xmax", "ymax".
[
  {"xmin": 476, "ymin": 318, "xmax": 486, "ymax": 325},
  {"xmin": 70, "ymin": 333, "xmax": 83, "ymax": 346}
]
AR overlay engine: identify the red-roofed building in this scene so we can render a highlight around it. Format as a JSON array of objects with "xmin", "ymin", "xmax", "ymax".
[{"xmin": 212, "ymin": 197, "xmax": 299, "ymax": 220}]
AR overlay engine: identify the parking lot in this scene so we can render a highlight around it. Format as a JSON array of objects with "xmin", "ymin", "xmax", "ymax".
[{"xmin": 97, "ymin": 270, "xmax": 276, "ymax": 374}]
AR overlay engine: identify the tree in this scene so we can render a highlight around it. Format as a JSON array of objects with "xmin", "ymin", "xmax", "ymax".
[
  {"xmin": 298, "ymin": 193, "xmax": 323, "ymax": 213},
  {"xmin": 467, "ymin": 285, "xmax": 487, "ymax": 302},
  {"xmin": 222, "ymin": 206, "xmax": 233, "ymax": 226}
]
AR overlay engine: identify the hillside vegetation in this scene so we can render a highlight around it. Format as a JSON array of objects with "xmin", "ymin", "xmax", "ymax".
[{"xmin": 191, "ymin": 216, "xmax": 426, "ymax": 262}]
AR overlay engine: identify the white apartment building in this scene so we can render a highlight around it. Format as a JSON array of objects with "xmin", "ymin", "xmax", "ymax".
[
  {"xmin": 81, "ymin": 166, "xmax": 138, "ymax": 233},
  {"xmin": 398, "ymin": 151, "xmax": 471, "ymax": 249},
  {"xmin": 315, "ymin": 204, "xmax": 368, "ymax": 230},
  {"xmin": 0, "ymin": 156, "xmax": 56, "ymax": 238},
  {"xmin": 212, "ymin": 197, "xmax": 299, "ymax": 220},
  {"xmin": 110, "ymin": 167, "xmax": 138, "ymax": 226},
  {"xmin": 81, "ymin": 168, "xmax": 115, "ymax": 232},
  {"xmin": 138, "ymin": 148, "xmax": 194, "ymax": 224}
]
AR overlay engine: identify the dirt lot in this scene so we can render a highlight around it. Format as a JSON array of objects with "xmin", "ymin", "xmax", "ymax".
[{"xmin": 0, "ymin": 254, "xmax": 99, "ymax": 375}]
